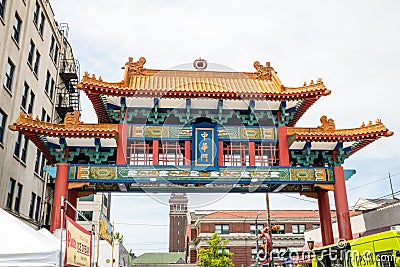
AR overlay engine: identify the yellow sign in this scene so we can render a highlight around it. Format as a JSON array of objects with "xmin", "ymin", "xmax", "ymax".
[
  {"xmin": 99, "ymin": 212, "xmax": 114, "ymax": 245},
  {"xmin": 65, "ymin": 217, "xmax": 92, "ymax": 267}
]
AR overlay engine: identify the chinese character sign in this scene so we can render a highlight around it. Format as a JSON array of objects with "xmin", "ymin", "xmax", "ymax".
[
  {"xmin": 65, "ymin": 216, "xmax": 92, "ymax": 267},
  {"xmin": 193, "ymin": 123, "xmax": 218, "ymax": 171}
]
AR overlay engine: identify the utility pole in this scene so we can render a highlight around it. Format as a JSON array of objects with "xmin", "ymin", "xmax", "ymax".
[
  {"xmin": 266, "ymin": 193, "xmax": 273, "ymax": 267},
  {"xmin": 389, "ymin": 173, "xmax": 396, "ymax": 199}
]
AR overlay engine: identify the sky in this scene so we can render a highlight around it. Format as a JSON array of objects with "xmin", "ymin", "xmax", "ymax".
[{"xmin": 50, "ymin": 0, "xmax": 400, "ymax": 255}]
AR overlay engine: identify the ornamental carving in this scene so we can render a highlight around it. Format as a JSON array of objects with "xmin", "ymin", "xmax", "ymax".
[
  {"xmin": 65, "ymin": 110, "xmax": 81, "ymax": 128},
  {"xmin": 122, "ymin": 56, "xmax": 147, "ymax": 86},
  {"xmin": 254, "ymin": 61, "xmax": 275, "ymax": 80},
  {"xmin": 318, "ymin": 115, "xmax": 335, "ymax": 133}
]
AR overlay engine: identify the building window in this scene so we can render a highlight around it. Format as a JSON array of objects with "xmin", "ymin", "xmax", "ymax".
[
  {"xmin": 215, "ymin": 224, "xmax": 229, "ymax": 235},
  {"xmin": 53, "ymin": 45, "xmax": 59, "ymax": 63},
  {"xmin": 312, "ymin": 224, "xmax": 320, "ymax": 229},
  {"xmin": 28, "ymin": 40, "xmax": 35, "ymax": 66},
  {"xmin": 250, "ymin": 224, "xmax": 264, "ymax": 235},
  {"xmin": 223, "ymin": 142, "xmax": 249, "ymax": 166},
  {"xmin": 159, "ymin": 141, "xmax": 185, "ymax": 165},
  {"xmin": 27, "ymin": 91, "xmax": 35, "ymax": 114},
  {"xmin": 79, "ymin": 195, "xmax": 94, "ymax": 201},
  {"xmin": 35, "ymin": 196, "xmax": 41, "ymax": 221},
  {"xmin": 127, "ymin": 140, "xmax": 152, "ymax": 165},
  {"xmin": 77, "ymin": 210, "xmax": 93, "ymax": 221},
  {"xmin": 34, "ymin": 149, "xmax": 41, "ymax": 174},
  {"xmin": 0, "ymin": 0, "xmax": 6, "ymax": 19},
  {"xmin": 29, "ymin": 192, "xmax": 36, "ymax": 218},
  {"xmin": 4, "ymin": 59, "xmax": 15, "ymax": 91},
  {"xmin": 292, "ymin": 224, "xmax": 306, "ymax": 234},
  {"xmin": 49, "ymin": 35, "xmax": 55, "ymax": 55},
  {"xmin": 6, "ymin": 178, "xmax": 16, "ymax": 209},
  {"xmin": 12, "ymin": 12, "xmax": 22, "ymax": 44},
  {"xmin": 50, "ymin": 78, "xmax": 55, "ymax": 100},
  {"xmin": 255, "ymin": 142, "xmax": 278, "ymax": 166},
  {"xmin": 38, "ymin": 11, "xmax": 45, "ymax": 35},
  {"xmin": 14, "ymin": 132, "xmax": 22, "ymax": 157},
  {"xmin": 21, "ymin": 82, "xmax": 29, "ymax": 110},
  {"xmin": 33, "ymin": 1, "xmax": 40, "ymax": 26},
  {"xmin": 39, "ymin": 154, "xmax": 45, "ymax": 176},
  {"xmin": 44, "ymin": 71, "xmax": 50, "ymax": 95},
  {"xmin": 103, "ymin": 195, "xmax": 108, "ymax": 208},
  {"xmin": 45, "ymin": 203, "xmax": 51, "ymax": 225},
  {"xmin": 14, "ymin": 183, "xmax": 23, "ymax": 212},
  {"xmin": 271, "ymin": 224, "xmax": 285, "ymax": 234},
  {"xmin": 0, "ymin": 109, "xmax": 6, "ymax": 143},
  {"xmin": 33, "ymin": 51, "xmax": 40, "ymax": 75},
  {"xmin": 41, "ymin": 108, "xmax": 46, "ymax": 121},
  {"xmin": 20, "ymin": 136, "xmax": 29, "ymax": 163}
]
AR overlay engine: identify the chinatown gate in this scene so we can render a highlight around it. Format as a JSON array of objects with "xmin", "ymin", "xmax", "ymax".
[{"xmin": 10, "ymin": 57, "xmax": 392, "ymax": 250}]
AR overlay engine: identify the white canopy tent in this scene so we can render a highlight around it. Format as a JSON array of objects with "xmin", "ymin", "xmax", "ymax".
[{"xmin": 0, "ymin": 208, "xmax": 60, "ymax": 266}]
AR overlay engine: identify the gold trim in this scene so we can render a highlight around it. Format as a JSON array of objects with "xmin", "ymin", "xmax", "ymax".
[
  {"xmin": 288, "ymin": 116, "xmax": 393, "ymax": 138},
  {"xmin": 9, "ymin": 111, "xmax": 118, "ymax": 136},
  {"xmin": 68, "ymin": 182, "xmax": 90, "ymax": 190}
]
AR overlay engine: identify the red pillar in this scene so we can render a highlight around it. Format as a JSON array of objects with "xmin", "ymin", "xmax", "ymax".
[
  {"xmin": 66, "ymin": 189, "xmax": 78, "ymax": 220},
  {"xmin": 249, "ymin": 141, "xmax": 255, "ymax": 166},
  {"xmin": 317, "ymin": 190, "xmax": 334, "ymax": 245},
  {"xmin": 116, "ymin": 123, "xmax": 127, "ymax": 164},
  {"xmin": 333, "ymin": 165, "xmax": 353, "ymax": 241},
  {"xmin": 185, "ymin": 140, "xmax": 191, "ymax": 165},
  {"xmin": 278, "ymin": 126, "xmax": 290, "ymax": 166},
  {"xmin": 218, "ymin": 141, "xmax": 223, "ymax": 166},
  {"xmin": 50, "ymin": 163, "xmax": 69, "ymax": 233},
  {"xmin": 153, "ymin": 140, "xmax": 159, "ymax": 165}
]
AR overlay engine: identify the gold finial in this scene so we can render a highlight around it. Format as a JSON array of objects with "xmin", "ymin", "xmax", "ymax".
[
  {"xmin": 254, "ymin": 61, "xmax": 275, "ymax": 80},
  {"xmin": 303, "ymin": 81, "xmax": 307, "ymax": 86},
  {"xmin": 318, "ymin": 115, "xmax": 335, "ymax": 133},
  {"xmin": 122, "ymin": 56, "xmax": 147, "ymax": 87},
  {"xmin": 92, "ymin": 74, "xmax": 96, "ymax": 79},
  {"xmin": 84, "ymin": 71, "xmax": 90, "ymax": 77},
  {"xmin": 310, "ymin": 80, "xmax": 314, "ymax": 85},
  {"xmin": 317, "ymin": 78, "xmax": 323, "ymax": 83}
]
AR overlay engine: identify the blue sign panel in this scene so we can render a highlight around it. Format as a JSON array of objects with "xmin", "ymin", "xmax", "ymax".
[{"xmin": 192, "ymin": 123, "xmax": 218, "ymax": 171}]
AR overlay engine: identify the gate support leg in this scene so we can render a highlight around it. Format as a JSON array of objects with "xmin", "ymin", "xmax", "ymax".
[
  {"xmin": 317, "ymin": 190, "xmax": 334, "ymax": 245},
  {"xmin": 50, "ymin": 163, "xmax": 69, "ymax": 233}
]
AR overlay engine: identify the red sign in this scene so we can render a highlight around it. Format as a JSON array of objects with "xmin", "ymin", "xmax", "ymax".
[{"xmin": 65, "ymin": 216, "xmax": 92, "ymax": 267}]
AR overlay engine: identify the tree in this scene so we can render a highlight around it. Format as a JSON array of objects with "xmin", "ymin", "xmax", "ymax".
[
  {"xmin": 114, "ymin": 231, "xmax": 124, "ymax": 244},
  {"xmin": 197, "ymin": 233, "xmax": 234, "ymax": 267}
]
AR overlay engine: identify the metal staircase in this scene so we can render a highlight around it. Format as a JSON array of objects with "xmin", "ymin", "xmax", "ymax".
[{"xmin": 55, "ymin": 59, "xmax": 80, "ymax": 122}]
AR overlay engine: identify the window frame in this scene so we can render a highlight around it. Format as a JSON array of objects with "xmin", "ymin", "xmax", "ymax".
[
  {"xmin": 0, "ymin": 109, "xmax": 6, "ymax": 143},
  {"xmin": 4, "ymin": 59, "xmax": 15, "ymax": 91},
  {"xmin": 12, "ymin": 12, "xmax": 22, "ymax": 44},
  {"xmin": 292, "ymin": 224, "xmax": 306, "ymax": 234},
  {"xmin": 14, "ymin": 132, "xmax": 22, "ymax": 157},
  {"xmin": 0, "ymin": 0, "xmax": 6, "ymax": 19},
  {"xmin": 33, "ymin": 1, "xmax": 40, "ymax": 26},
  {"xmin": 20, "ymin": 136, "xmax": 29, "ymax": 163},
  {"xmin": 38, "ymin": 11, "xmax": 45, "ymax": 35},
  {"xmin": 29, "ymin": 192, "xmax": 36, "ymax": 218},
  {"xmin": 250, "ymin": 224, "xmax": 264, "ymax": 235},
  {"xmin": 21, "ymin": 82, "xmax": 29, "ymax": 110},
  {"xmin": 33, "ymin": 51, "xmax": 40, "ymax": 75},
  {"xmin": 215, "ymin": 224, "xmax": 230, "ymax": 235},
  {"xmin": 27, "ymin": 91, "xmax": 35, "ymax": 114},
  {"xmin": 35, "ymin": 196, "xmax": 41, "ymax": 221},
  {"xmin": 14, "ymin": 183, "xmax": 23, "ymax": 212},
  {"xmin": 6, "ymin": 178, "xmax": 16, "ymax": 209},
  {"xmin": 27, "ymin": 40, "xmax": 35, "ymax": 66}
]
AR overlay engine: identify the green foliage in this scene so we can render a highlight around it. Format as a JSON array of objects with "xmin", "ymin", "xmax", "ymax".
[
  {"xmin": 197, "ymin": 233, "xmax": 234, "ymax": 267},
  {"xmin": 114, "ymin": 231, "xmax": 124, "ymax": 244}
]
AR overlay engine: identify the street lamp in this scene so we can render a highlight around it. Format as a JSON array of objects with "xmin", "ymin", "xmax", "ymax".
[{"xmin": 255, "ymin": 211, "xmax": 262, "ymax": 263}]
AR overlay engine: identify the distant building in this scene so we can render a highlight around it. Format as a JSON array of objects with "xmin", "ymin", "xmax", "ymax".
[
  {"xmin": 187, "ymin": 210, "xmax": 329, "ymax": 266},
  {"xmin": 169, "ymin": 193, "xmax": 188, "ymax": 252},
  {"xmin": 0, "ymin": 0, "xmax": 78, "ymax": 228},
  {"xmin": 133, "ymin": 252, "xmax": 193, "ymax": 267},
  {"xmin": 97, "ymin": 240, "xmax": 129, "ymax": 267},
  {"xmin": 76, "ymin": 193, "xmax": 111, "ymax": 232},
  {"xmin": 305, "ymin": 198, "xmax": 400, "ymax": 247}
]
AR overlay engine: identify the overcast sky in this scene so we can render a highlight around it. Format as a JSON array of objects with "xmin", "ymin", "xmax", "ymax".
[{"xmin": 50, "ymin": 0, "xmax": 400, "ymax": 255}]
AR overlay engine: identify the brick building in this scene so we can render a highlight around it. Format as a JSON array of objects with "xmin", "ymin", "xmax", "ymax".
[
  {"xmin": 169, "ymin": 193, "xmax": 188, "ymax": 252},
  {"xmin": 186, "ymin": 210, "xmax": 333, "ymax": 266}
]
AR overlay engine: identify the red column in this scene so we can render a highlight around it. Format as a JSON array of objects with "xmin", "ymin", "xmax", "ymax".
[
  {"xmin": 116, "ymin": 123, "xmax": 128, "ymax": 164},
  {"xmin": 249, "ymin": 141, "xmax": 255, "ymax": 166},
  {"xmin": 185, "ymin": 140, "xmax": 191, "ymax": 165},
  {"xmin": 218, "ymin": 141, "xmax": 223, "ymax": 166},
  {"xmin": 50, "ymin": 163, "xmax": 69, "ymax": 233},
  {"xmin": 317, "ymin": 190, "xmax": 334, "ymax": 245},
  {"xmin": 333, "ymin": 165, "xmax": 353, "ymax": 241},
  {"xmin": 66, "ymin": 189, "xmax": 78, "ymax": 220},
  {"xmin": 278, "ymin": 126, "xmax": 290, "ymax": 166},
  {"xmin": 153, "ymin": 140, "xmax": 159, "ymax": 165}
]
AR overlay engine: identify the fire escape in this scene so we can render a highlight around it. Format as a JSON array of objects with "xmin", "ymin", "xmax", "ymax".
[{"xmin": 55, "ymin": 58, "xmax": 80, "ymax": 122}]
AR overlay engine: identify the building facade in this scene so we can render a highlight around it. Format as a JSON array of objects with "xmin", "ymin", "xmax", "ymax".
[
  {"xmin": 0, "ymin": 0, "xmax": 78, "ymax": 228},
  {"xmin": 187, "ymin": 210, "xmax": 325, "ymax": 266},
  {"xmin": 76, "ymin": 192, "xmax": 112, "ymax": 232},
  {"xmin": 169, "ymin": 193, "xmax": 188, "ymax": 252}
]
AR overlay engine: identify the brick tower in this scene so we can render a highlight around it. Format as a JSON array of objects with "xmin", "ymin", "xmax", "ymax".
[{"xmin": 169, "ymin": 193, "xmax": 188, "ymax": 252}]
